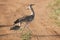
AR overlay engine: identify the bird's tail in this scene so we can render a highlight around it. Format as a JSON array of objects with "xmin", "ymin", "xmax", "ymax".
[
  {"xmin": 10, "ymin": 26, "xmax": 15, "ymax": 30},
  {"xmin": 10, "ymin": 25, "xmax": 20, "ymax": 30}
]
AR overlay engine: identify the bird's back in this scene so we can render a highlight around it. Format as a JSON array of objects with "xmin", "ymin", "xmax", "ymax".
[
  {"xmin": 14, "ymin": 16, "xmax": 26, "ymax": 24},
  {"xmin": 14, "ymin": 19, "xmax": 20, "ymax": 24},
  {"xmin": 24, "ymin": 15, "xmax": 34, "ymax": 22}
]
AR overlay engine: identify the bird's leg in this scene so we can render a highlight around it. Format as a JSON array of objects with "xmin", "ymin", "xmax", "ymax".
[
  {"xmin": 21, "ymin": 22, "xmax": 29, "ymax": 33},
  {"xmin": 25, "ymin": 22, "xmax": 32, "ymax": 34}
]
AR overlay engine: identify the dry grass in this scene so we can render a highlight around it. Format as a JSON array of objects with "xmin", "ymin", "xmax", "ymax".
[{"xmin": 48, "ymin": 0, "xmax": 60, "ymax": 26}]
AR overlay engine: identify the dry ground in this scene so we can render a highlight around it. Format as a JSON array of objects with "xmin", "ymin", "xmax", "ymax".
[{"xmin": 0, "ymin": 0, "xmax": 60, "ymax": 40}]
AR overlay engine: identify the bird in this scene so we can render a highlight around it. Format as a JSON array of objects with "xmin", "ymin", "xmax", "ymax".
[
  {"xmin": 10, "ymin": 4, "xmax": 35, "ymax": 30},
  {"xmin": 14, "ymin": 4, "xmax": 35, "ymax": 26}
]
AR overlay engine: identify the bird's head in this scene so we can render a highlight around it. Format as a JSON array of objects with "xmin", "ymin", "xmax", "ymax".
[
  {"xmin": 27, "ymin": 4, "xmax": 35, "ymax": 10},
  {"xmin": 26, "ymin": 4, "xmax": 35, "ymax": 15}
]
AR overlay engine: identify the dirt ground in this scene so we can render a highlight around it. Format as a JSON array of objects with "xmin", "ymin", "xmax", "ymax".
[{"xmin": 0, "ymin": 0, "xmax": 60, "ymax": 40}]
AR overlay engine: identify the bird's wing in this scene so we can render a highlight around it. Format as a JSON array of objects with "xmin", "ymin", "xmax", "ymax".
[
  {"xmin": 14, "ymin": 16, "xmax": 26, "ymax": 24},
  {"xmin": 14, "ymin": 15, "xmax": 30, "ymax": 24}
]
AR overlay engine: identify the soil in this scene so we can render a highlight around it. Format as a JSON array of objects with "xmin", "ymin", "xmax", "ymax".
[{"xmin": 0, "ymin": 0, "xmax": 60, "ymax": 40}]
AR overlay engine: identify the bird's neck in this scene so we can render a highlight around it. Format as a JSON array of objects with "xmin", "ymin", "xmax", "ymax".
[{"xmin": 29, "ymin": 6, "xmax": 35, "ymax": 16}]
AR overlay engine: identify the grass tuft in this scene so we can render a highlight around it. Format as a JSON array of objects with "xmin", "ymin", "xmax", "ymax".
[{"xmin": 21, "ymin": 31, "xmax": 32, "ymax": 40}]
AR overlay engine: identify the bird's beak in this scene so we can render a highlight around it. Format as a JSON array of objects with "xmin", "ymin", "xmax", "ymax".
[{"xmin": 29, "ymin": 4, "xmax": 35, "ymax": 6}]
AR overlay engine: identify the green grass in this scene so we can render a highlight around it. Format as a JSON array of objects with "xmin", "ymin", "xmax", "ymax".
[
  {"xmin": 21, "ymin": 31, "xmax": 32, "ymax": 40},
  {"xmin": 48, "ymin": 0, "xmax": 60, "ymax": 26}
]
